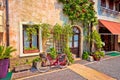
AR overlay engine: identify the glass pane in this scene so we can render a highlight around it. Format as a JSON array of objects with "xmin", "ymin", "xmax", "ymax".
[
  {"xmin": 76, "ymin": 29, "xmax": 79, "ymax": 33},
  {"xmin": 74, "ymin": 35, "xmax": 78, "ymax": 41},
  {"xmin": 24, "ymin": 30, "xmax": 30, "ymax": 48},
  {"xmin": 74, "ymin": 41, "xmax": 78, "ymax": 47},
  {"xmin": 69, "ymin": 41, "xmax": 72, "ymax": 48},
  {"xmin": 32, "ymin": 35, "xmax": 38, "ymax": 49},
  {"xmin": 73, "ymin": 27, "xmax": 79, "ymax": 33}
]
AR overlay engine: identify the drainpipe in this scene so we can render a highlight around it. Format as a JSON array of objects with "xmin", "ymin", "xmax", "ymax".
[{"xmin": 5, "ymin": 0, "xmax": 9, "ymax": 46}]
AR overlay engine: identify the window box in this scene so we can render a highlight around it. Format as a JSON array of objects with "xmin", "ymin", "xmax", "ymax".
[{"xmin": 23, "ymin": 49, "xmax": 39, "ymax": 54}]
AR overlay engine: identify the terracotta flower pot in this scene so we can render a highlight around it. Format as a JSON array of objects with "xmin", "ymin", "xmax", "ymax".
[{"xmin": 92, "ymin": 55, "xmax": 101, "ymax": 61}]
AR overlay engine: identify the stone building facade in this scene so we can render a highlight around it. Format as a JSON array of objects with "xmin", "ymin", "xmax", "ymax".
[
  {"xmin": 0, "ymin": 0, "xmax": 84, "ymax": 60},
  {"xmin": 1, "ymin": 0, "xmax": 120, "ymax": 63}
]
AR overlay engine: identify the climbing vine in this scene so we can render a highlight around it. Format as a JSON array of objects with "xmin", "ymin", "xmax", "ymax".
[
  {"xmin": 58, "ymin": 0, "xmax": 98, "ymax": 25},
  {"xmin": 53, "ymin": 23, "xmax": 63, "ymax": 40}
]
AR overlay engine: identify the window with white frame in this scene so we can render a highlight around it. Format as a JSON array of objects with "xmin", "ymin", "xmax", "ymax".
[{"xmin": 20, "ymin": 22, "xmax": 42, "ymax": 57}]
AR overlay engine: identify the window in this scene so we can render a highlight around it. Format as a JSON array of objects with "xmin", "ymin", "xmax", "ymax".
[
  {"xmin": 20, "ymin": 22, "xmax": 42, "ymax": 57},
  {"xmin": 69, "ymin": 27, "xmax": 80, "ymax": 48},
  {"xmin": 109, "ymin": 0, "xmax": 114, "ymax": 10},
  {"xmin": 23, "ymin": 25, "xmax": 39, "ymax": 53},
  {"xmin": 101, "ymin": 0, "xmax": 106, "ymax": 7},
  {"xmin": 115, "ymin": 2, "xmax": 120, "ymax": 12}
]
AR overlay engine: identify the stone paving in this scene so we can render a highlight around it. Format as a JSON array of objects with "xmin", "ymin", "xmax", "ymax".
[
  {"xmin": 86, "ymin": 56, "xmax": 120, "ymax": 80},
  {"xmin": 68, "ymin": 64, "xmax": 116, "ymax": 80},
  {"xmin": 12, "ymin": 55, "xmax": 119, "ymax": 80},
  {"xmin": 22, "ymin": 69, "xmax": 86, "ymax": 80}
]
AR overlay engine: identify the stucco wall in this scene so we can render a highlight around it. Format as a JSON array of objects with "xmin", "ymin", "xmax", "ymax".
[
  {"xmin": 8, "ymin": 0, "xmax": 69, "ymax": 57},
  {"xmin": 93, "ymin": 0, "xmax": 120, "ymax": 23}
]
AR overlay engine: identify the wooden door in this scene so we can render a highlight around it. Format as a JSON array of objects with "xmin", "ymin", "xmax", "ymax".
[{"xmin": 70, "ymin": 27, "xmax": 80, "ymax": 57}]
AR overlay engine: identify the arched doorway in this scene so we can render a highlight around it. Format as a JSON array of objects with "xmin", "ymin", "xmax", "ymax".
[{"xmin": 69, "ymin": 26, "xmax": 81, "ymax": 57}]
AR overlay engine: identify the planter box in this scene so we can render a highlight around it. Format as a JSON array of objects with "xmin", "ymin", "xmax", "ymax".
[
  {"xmin": 23, "ymin": 49, "xmax": 39, "ymax": 54},
  {"xmin": 14, "ymin": 64, "xmax": 31, "ymax": 72},
  {"xmin": 0, "ymin": 59, "xmax": 9, "ymax": 78}
]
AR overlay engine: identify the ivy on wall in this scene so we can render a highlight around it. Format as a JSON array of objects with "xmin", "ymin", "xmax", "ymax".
[{"xmin": 58, "ymin": 0, "xmax": 98, "ymax": 25}]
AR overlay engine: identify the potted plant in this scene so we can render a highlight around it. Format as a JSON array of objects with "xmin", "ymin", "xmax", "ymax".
[
  {"xmin": 90, "ymin": 30, "xmax": 104, "ymax": 61},
  {"xmin": 92, "ymin": 50, "xmax": 104, "ymax": 61},
  {"xmin": 0, "ymin": 46, "xmax": 16, "ymax": 78}
]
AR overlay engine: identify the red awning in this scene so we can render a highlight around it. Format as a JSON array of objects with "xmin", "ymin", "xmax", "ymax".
[{"xmin": 99, "ymin": 20, "xmax": 120, "ymax": 35}]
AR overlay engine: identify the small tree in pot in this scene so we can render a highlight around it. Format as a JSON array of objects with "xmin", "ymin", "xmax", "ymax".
[
  {"xmin": 91, "ymin": 30, "xmax": 105, "ymax": 61},
  {"xmin": 0, "ymin": 46, "xmax": 16, "ymax": 78}
]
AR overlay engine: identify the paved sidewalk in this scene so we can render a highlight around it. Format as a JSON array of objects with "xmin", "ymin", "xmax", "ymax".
[
  {"xmin": 12, "ymin": 55, "xmax": 118, "ymax": 80},
  {"xmin": 16, "ymin": 68, "xmax": 86, "ymax": 80},
  {"xmin": 68, "ymin": 64, "xmax": 116, "ymax": 80},
  {"xmin": 86, "ymin": 56, "xmax": 120, "ymax": 80},
  {"xmin": 16, "ymin": 63, "xmax": 116, "ymax": 80}
]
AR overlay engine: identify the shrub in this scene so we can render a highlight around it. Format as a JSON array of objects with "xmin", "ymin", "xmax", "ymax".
[
  {"xmin": 82, "ymin": 51, "xmax": 89, "ymax": 60},
  {"xmin": 64, "ymin": 46, "xmax": 74, "ymax": 64}
]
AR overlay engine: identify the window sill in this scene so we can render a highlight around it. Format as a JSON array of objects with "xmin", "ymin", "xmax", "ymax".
[{"xmin": 20, "ymin": 53, "xmax": 39, "ymax": 57}]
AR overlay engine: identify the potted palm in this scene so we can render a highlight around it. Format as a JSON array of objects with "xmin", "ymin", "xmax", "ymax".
[{"xmin": 0, "ymin": 46, "xmax": 16, "ymax": 78}]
